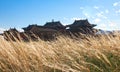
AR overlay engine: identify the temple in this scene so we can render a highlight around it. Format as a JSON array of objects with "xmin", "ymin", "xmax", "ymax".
[
  {"xmin": 66, "ymin": 19, "xmax": 97, "ymax": 34},
  {"xmin": 44, "ymin": 21, "xmax": 65, "ymax": 30},
  {"xmin": 22, "ymin": 24, "xmax": 58, "ymax": 40},
  {"xmin": 3, "ymin": 19, "xmax": 97, "ymax": 41}
]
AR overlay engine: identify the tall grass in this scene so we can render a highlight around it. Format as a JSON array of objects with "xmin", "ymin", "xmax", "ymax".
[{"xmin": 0, "ymin": 34, "xmax": 120, "ymax": 72}]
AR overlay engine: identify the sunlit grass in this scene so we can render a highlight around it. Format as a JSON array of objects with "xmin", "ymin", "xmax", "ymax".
[{"xmin": 0, "ymin": 34, "xmax": 120, "ymax": 72}]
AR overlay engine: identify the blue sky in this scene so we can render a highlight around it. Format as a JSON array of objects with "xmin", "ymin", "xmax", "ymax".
[{"xmin": 0, "ymin": 0, "xmax": 120, "ymax": 31}]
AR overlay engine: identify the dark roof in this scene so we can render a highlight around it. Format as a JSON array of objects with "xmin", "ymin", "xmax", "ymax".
[
  {"xmin": 44, "ymin": 21, "xmax": 64, "ymax": 27},
  {"xmin": 4, "ymin": 28, "xmax": 19, "ymax": 32},
  {"xmin": 30, "ymin": 26, "xmax": 57, "ymax": 32},
  {"xmin": 68, "ymin": 19, "xmax": 96, "ymax": 27},
  {"xmin": 22, "ymin": 24, "xmax": 47, "ymax": 31},
  {"xmin": 3, "ymin": 28, "xmax": 19, "ymax": 36},
  {"xmin": 22, "ymin": 24, "xmax": 37, "ymax": 31},
  {"xmin": 22, "ymin": 24, "xmax": 57, "ymax": 32},
  {"xmin": 23, "ymin": 22, "xmax": 65, "ymax": 31}
]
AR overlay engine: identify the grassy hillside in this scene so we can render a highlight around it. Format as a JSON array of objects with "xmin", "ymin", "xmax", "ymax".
[{"xmin": 0, "ymin": 35, "xmax": 120, "ymax": 72}]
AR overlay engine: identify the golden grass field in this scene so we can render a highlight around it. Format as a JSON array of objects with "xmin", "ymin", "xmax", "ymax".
[{"xmin": 0, "ymin": 34, "xmax": 120, "ymax": 72}]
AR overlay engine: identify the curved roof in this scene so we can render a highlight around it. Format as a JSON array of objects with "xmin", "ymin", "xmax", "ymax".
[
  {"xmin": 69, "ymin": 19, "xmax": 96, "ymax": 27},
  {"xmin": 44, "ymin": 21, "xmax": 64, "ymax": 27}
]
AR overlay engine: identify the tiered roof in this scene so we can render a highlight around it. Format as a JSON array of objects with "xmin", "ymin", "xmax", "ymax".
[
  {"xmin": 44, "ymin": 21, "xmax": 65, "ymax": 30},
  {"xmin": 67, "ymin": 19, "xmax": 96, "ymax": 28}
]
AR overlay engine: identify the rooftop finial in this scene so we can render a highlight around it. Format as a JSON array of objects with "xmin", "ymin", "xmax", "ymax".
[{"xmin": 52, "ymin": 19, "xmax": 54, "ymax": 22}]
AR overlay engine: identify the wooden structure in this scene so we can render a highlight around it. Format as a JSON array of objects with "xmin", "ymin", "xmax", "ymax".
[
  {"xmin": 44, "ymin": 20, "xmax": 66, "ymax": 31},
  {"xmin": 2, "ymin": 19, "xmax": 98, "ymax": 41},
  {"xmin": 22, "ymin": 25, "xmax": 58, "ymax": 40},
  {"xmin": 66, "ymin": 19, "xmax": 97, "ymax": 35}
]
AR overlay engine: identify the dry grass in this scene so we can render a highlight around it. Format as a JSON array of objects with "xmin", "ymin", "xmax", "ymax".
[{"xmin": 0, "ymin": 34, "xmax": 120, "ymax": 72}]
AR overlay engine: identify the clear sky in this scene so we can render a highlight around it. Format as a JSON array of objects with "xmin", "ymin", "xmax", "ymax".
[{"xmin": 0, "ymin": 0, "xmax": 120, "ymax": 31}]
